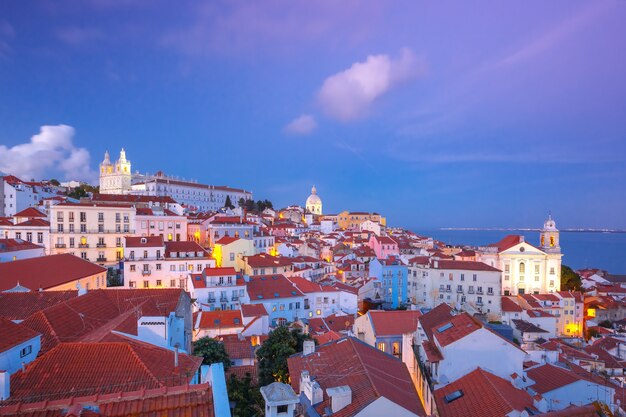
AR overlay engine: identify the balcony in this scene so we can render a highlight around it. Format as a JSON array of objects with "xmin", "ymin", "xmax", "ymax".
[
  {"xmin": 476, "ymin": 290, "xmax": 484, "ymax": 295},
  {"xmin": 232, "ymin": 295, "xmax": 239, "ymax": 301},
  {"xmin": 468, "ymin": 289, "xmax": 475, "ymax": 294},
  {"xmin": 54, "ymin": 229, "xmax": 136, "ymax": 234},
  {"xmin": 96, "ymin": 243, "xmax": 107, "ymax": 248},
  {"xmin": 220, "ymin": 297, "xmax": 228, "ymax": 303},
  {"xmin": 96, "ymin": 257, "xmax": 107, "ymax": 262},
  {"xmin": 457, "ymin": 289, "xmax": 464, "ymax": 293},
  {"xmin": 55, "ymin": 244, "xmax": 67, "ymax": 248},
  {"xmin": 141, "ymin": 270, "xmax": 152, "ymax": 276},
  {"xmin": 208, "ymin": 297, "xmax": 216, "ymax": 303},
  {"xmin": 79, "ymin": 244, "xmax": 89, "ymax": 248}
]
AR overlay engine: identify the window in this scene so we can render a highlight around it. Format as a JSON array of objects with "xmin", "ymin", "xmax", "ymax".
[
  {"xmin": 15, "ymin": 232, "xmax": 21, "ymax": 239},
  {"xmin": 230, "ymin": 253, "xmax": 235, "ymax": 262},
  {"xmin": 20, "ymin": 345, "xmax": 32, "ymax": 357},
  {"xmin": 316, "ymin": 309, "xmax": 321, "ymax": 316},
  {"xmin": 377, "ymin": 342, "xmax": 385, "ymax": 352},
  {"xmin": 98, "ymin": 212, "xmax": 104, "ymax": 222},
  {"xmin": 156, "ymin": 264, "xmax": 161, "ymax": 270},
  {"xmin": 80, "ymin": 212, "xmax": 86, "ymax": 222},
  {"xmin": 504, "ymin": 264, "xmax": 510, "ymax": 273},
  {"xmin": 457, "ymin": 285, "xmax": 463, "ymax": 292},
  {"xmin": 156, "ymin": 280, "xmax": 162, "ymax": 287},
  {"xmin": 549, "ymin": 280, "xmax": 555, "ymax": 287},
  {"xmin": 487, "ymin": 287, "xmax": 493, "ymax": 294},
  {"xmin": 129, "ymin": 281, "xmax": 136, "ymax": 288},
  {"xmin": 392, "ymin": 342, "xmax": 400, "ymax": 356},
  {"xmin": 143, "ymin": 281, "xmax": 149, "ymax": 288},
  {"xmin": 460, "ymin": 274, "xmax": 465, "ymax": 281},
  {"xmin": 57, "ymin": 223, "xmax": 64, "ymax": 232},
  {"xmin": 550, "ymin": 267, "xmax": 555, "ymax": 275},
  {"xmin": 37, "ymin": 232, "xmax": 43, "ymax": 243},
  {"xmin": 69, "ymin": 224, "xmax": 75, "ymax": 233},
  {"xmin": 519, "ymin": 262, "xmax": 525, "ymax": 274},
  {"xmin": 473, "ymin": 274, "xmax": 477, "ymax": 281},
  {"xmin": 477, "ymin": 296, "xmax": 483, "ymax": 304},
  {"xmin": 170, "ymin": 280, "xmax": 176, "ymax": 287},
  {"xmin": 170, "ymin": 265, "xmax": 176, "ymax": 271},
  {"xmin": 80, "ymin": 224, "xmax": 86, "ymax": 233},
  {"xmin": 26, "ymin": 232, "xmax": 32, "ymax": 242},
  {"xmin": 130, "ymin": 265, "xmax": 136, "ymax": 272}
]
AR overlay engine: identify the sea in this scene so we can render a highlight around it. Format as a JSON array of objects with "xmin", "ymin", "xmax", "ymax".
[{"xmin": 413, "ymin": 229, "xmax": 626, "ymax": 274}]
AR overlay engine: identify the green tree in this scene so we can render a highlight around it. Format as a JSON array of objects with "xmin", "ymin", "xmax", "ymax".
[
  {"xmin": 49, "ymin": 178, "xmax": 60, "ymax": 186},
  {"xmin": 244, "ymin": 199, "xmax": 256, "ymax": 212},
  {"xmin": 224, "ymin": 195, "xmax": 235, "ymax": 209},
  {"xmin": 238, "ymin": 197, "xmax": 245, "ymax": 208},
  {"xmin": 193, "ymin": 337, "xmax": 231, "ymax": 370},
  {"xmin": 256, "ymin": 326, "xmax": 313, "ymax": 386},
  {"xmin": 227, "ymin": 373, "xmax": 264, "ymax": 417},
  {"xmin": 67, "ymin": 186, "xmax": 88, "ymax": 199},
  {"xmin": 561, "ymin": 265, "xmax": 582, "ymax": 291}
]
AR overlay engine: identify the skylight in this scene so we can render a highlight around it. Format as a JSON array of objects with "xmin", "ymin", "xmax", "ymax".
[
  {"xmin": 274, "ymin": 292, "xmax": 280, "ymax": 297},
  {"xmin": 444, "ymin": 390, "xmax": 464, "ymax": 403},
  {"xmin": 257, "ymin": 295, "xmax": 264, "ymax": 299},
  {"xmin": 437, "ymin": 322, "xmax": 454, "ymax": 333}
]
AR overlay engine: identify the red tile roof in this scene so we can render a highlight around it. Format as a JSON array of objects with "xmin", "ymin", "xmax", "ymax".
[
  {"xmin": 241, "ymin": 303, "xmax": 268, "ymax": 317},
  {"xmin": 0, "ymin": 239, "xmax": 44, "ymax": 253},
  {"xmin": 501, "ymin": 297, "xmax": 523, "ymax": 312},
  {"xmin": 12, "ymin": 218, "xmax": 50, "ymax": 227},
  {"xmin": 165, "ymin": 241, "xmax": 208, "ymax": 256},
  {"xmin": 0, "ymin": 290, "xmax": 78, "ymax": 321},
  {"xmin": 433, "ymin": 313, "xmax": 482, "ymax": 347},
  {"xmin": 0, "ymin": 254, "xmax": 106, "ymax": 292},
  {"xmin": 288, "ymin": 337, "xmax": 425, "ymax": 417},
  {"xmin": 432, "ymin": 260, "xmax": 501, "ymax": 272},
  {"xmin": 5, "ymin": 337, "xmax": 202, "ymax": 404},
  {"xmin": 0, "ymin": 318, "xmax": 39, "ymax": 352},
  {"xmin": 419, "ymin": 303, "xmax": 455, "ymax": 341},
  {"xmin": 202, "ymin": 267, "xmax": 237, "ymax": 277},
  {"xmin": 125, "ymin": 235, "xmax": 164, "ymax": 248},
  {"xmin": 19, "ymin": 289, "xmax": 186, "ymax": 354},
  {"xmin": 491, "ymin": 235, "xmax": 524, "ymax": 252},
  {"xmin": 214, "ymin": 236, "xmax": 240, "ymax": 245},
  {"xmin": 226, "ymin": 365, "xmax": 258, "ymax": 384},
  {"xmin": 246, "ymin": 275, "xmax": 304, "ymax": 300},
  {"xmin": 0, "ymin": 383, "xmax": 214, "ymax": 417},
  {"xmin": 219, "ymin": 334, "xmax": 254, "ymax": 360},
  {"xmin": 368, "ymin": 310, "xmax": 422, "ymax": 336},
  {"xmin": 196, "ymin": 310, "xmax": 243, "ymax": 330},
  {"xmin": 245, "ymin": 254, "xmax": 294, "ymax": 268},
  {"xmin": 91, "ymin": 193, "xmax": 178, "ymax": 204},
  {"xmin": 13, "ymin": 207, "xmax": 47, "ymax": 218},
  {"xmin": 525, "ymin": 363, "xmax": 582, "ymax": 394},
  {"xmin": 434, "ymin": 368, "xmax": 535, "ymax": 417}
]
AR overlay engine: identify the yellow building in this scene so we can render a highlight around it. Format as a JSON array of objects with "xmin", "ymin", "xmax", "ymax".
[
  {"xmin": 212, "ymin": 236, "xmax": 256, "ymax": 268},
  {"xmin": 336, "ymin": 211, "xmax": 386, "ymax": 230}
]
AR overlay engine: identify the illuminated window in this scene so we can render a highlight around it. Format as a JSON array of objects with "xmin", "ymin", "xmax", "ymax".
[
  {"xmin": 392, "ymin": 342, "xmax": 400, "ymax": 356},
  {"xmin": 377, "ymin": 342, "xmax": 385, "ymax": 352},
  {"xmin": 550, "ymin": 236, "xmax": 555, "ymax": 246},
  {"xmin": 519, "ymin": 263, "xmax": 525, "ymax": 274}
]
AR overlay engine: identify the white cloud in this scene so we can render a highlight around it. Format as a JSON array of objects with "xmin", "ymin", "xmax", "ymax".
[
  {"xmin": 317, "ymin": 48, "xmax": 426, "ymax": 121},
  {"xmin": 284, "ymin": 114, "xmax": 317, "ymax": 135},
  {"xmin": 0, "ymin": 125, "xmax": 97, "ymax": 183}
]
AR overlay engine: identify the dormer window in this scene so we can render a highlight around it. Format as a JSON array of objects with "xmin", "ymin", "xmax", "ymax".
[{"xmin": 140, "ymin": 237, "xmax": 147, "ymax": 244}]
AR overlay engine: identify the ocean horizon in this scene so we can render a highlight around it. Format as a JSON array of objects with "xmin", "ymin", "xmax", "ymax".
[{"xmin": 413, "ymin": 229, "xmax": 626, "ymax": 275}]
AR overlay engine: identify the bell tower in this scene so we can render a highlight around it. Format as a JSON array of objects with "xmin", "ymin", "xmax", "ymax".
[{"xmin": 540, "ymin": 213, "xmax": 560, "ymax": 254}]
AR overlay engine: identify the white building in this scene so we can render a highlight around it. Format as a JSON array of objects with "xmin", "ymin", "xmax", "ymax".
[
  {"xmin": 49, "ymin": 202, "xmax": 136, "ymax": 265},
  {"xmin": 123, "ymin": 236, "xmax": 214, "ymax": 290},
  {"xmin": 187, "ymin": 267, "xmax": 248, "ymax": 311},
  {"xmin": 0, "ymin": 175, "xmax": 60, "ymax": 217},
  {"xmin": 0, "ymin": 318, "xmax": 40, "ymax": 375},
  {"xmin": 479, "ymin": 216, "xmax": 562, "ymax": 296},
  {"xmin": 99, "ymin": 149, "xmax": 132, "ymax": 195},
  {"xmin": 135, "ymin": 206, "xmax": 188, "ymax": 241},
  {"xmin": 410, "ymin": 259, "xmax": 502, "ymax": 318}
]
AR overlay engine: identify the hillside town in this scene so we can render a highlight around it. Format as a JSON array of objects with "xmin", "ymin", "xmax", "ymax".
[{"xmin": 1, "ymin": 150, "xmax": 625, "ymax": 417}]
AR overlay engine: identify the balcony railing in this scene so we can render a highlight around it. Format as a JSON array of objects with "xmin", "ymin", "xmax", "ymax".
[
  {"xmin": 232, "ymin": 296, "xmax": 239, "ymax": 301},
  {"xmin": 55, "ymin": 229, "xmax": 136, "ymax": 234},
  {"xmin": 78, "ymin": 244, "xmax": 89, "ymax": 248},
  {"xmin": 208, "ymin": 297, "xmax": 216, "ymax": 303},
  {"xmin": 141, "ymin": 270, "xmax": 152, "ymax": 276},
  {"xmin": 96, "ymin": 257, "xmax": 107, "ymax": 262},
  {"xmin": 220, "ymin": 297, "xmax": 228, "ymax": 302},
  {"xmin": 55, "ymin": 244, "xmax": 67, "ymax": 248},
  {"xmin": 96, "ymin": 243, "xmax": 107, "ymax": 248},
  {"xmin": 468, "ymin": 289, "xmax": 475, "ymax": 294}
]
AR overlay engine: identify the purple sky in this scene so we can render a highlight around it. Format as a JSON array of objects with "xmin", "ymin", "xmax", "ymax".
[{"xmin": 1, "ymin": 1, "xmax": 625, "ymax": 229}]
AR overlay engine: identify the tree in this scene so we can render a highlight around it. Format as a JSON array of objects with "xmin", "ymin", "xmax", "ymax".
[
  {"xmin": 49, "ymin": 178, "xmax": 60, "ymax": 186},
  {"xmin": 244, "ymin": 199, "xmax": 256, "ymax": 212},
  {"xmin": 227, "ymin": 373, "xmax": 264, "ymax": 417},
  {"xmin": 561, "ymin": 265, "xmax": 582, "ymax": 291},
  {"xmin": 238, "ymin": 197, "xmax": 245, "ymax": 208},
  {"xmin": 67, "ymin": 186, "xmax": 88, "ymax": 199},
  {"xmin": 192, "ymin": 337, "xmax": 231, "ymax": 370},
  {"xmin": 256, "ymin": 325, "xmax": 313, "ymax": 386},
  {"xmin": 224, "ymin": 195, "xmax": 235, "ymax": 210}
]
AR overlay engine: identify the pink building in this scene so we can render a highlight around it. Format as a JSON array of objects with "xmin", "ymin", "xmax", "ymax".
[{"xmin": 368, "ymin": 235, "xmax": 399, "ymax": 259}]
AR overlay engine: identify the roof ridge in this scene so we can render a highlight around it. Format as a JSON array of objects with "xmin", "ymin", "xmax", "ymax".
[
  {"xmin": 122, "ymin": 340, "xmax": 167, "ymax": 388},
  {"xmin": 349, "ymin": 337, "xmax": 382, "ymax": 400}
]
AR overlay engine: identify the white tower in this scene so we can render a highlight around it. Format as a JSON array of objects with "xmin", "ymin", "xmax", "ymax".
[
  {"xmin": 99, "ymin": 148, "xmax": 132, "ymax": 194},
  {"xmin": 305, "ymin": 185, "xmax": 323, "ymax": 215},
  {"xmin": 540, "ymin": 213, "xmax": 560, "ymax": 254}
]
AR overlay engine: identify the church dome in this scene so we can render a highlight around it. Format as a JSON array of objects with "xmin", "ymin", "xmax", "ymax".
[
  {"xmin": 306, "ymin": 186, "xmax": 322, "ymax": 215},
  {"xmin": 543, "ymin": 214, "xmax": 557, "ymax": 231}
]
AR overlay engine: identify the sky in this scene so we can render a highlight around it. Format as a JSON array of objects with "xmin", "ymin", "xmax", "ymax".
[{"xmin": 1, "ymin": 1, "xmax": 625, "ymax": 229}]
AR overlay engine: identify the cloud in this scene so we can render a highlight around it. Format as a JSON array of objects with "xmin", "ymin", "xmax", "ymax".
[
  {"xmin": 0, "ymin": 125, "xmax": 97, "ymax": 182},
  {"xmin": 284, "ymin": 114, "xmax": 317, "ymax": 135},
  {"xmin": 317, "ymin": 48, "xmax": 426, "ymax": 121},
  {"xmin": 56, "ymin": 26, "xmax": 104, "ymax": 46}
]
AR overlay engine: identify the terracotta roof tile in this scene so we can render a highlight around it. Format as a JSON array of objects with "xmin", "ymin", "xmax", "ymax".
[
  {"xmin": 0, "ymin": 291, "xmax": 77, "ymax": 321},
  {"xmin": 433, "ymin": 313, "xmax": 482, "ymax": 347},
  {"xmin": 241, "ymin": 304, "xmax": 268, "ymax": 317},
  {"xmin": 434, "ymin": 368, "xmax": 535, "ymax": 417},
  {"xmin": 0, "ymin": 254, "xmax": 106, "ymax": 292},
  {"xmin": 246, "ymin": 275, "xmax": 304, "ymax": 300},
  {"xmin": 288, "ymin": 337, "xmax": 425, "ymax": 417},
  {"xmin": 0, "ymin": 318, "xmax": 40, "ymax": 352},
  {"xmin": 368, "ymin": 310, "xmax": 422, "ymax": 336},
  {"xmin": 526, "ymin": 363, "xmax": 582, "ymax": 394},
  {"xmin": 196, "ymin": 310, "xmax": 243, "ymax": 330}
]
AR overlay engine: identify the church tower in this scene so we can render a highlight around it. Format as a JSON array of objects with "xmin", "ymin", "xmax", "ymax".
[
  {"xmin": 99, "ymin": 149, "xmax": 132, "ymax": 194},
  {"xmin": 540, "ymin": 213, "xmax": 560, "ymax": 254},
  {"xmin": 306, "ymin": 185, "xmax": 323, "ymax": 215}
]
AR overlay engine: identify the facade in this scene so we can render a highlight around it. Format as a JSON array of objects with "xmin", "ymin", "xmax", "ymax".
[
  {"xmin": 337, "ymin": 211, "xmax": 386, "ymax": 230},
  {"xmin": 212, "ymin": 237, "xmax": 256, "ymax": 268},
  {"xmin": 369, "ymin": 257, "xmax": 409, "ymax": 309},
  {"xmin": 368, "ymin": 235, "xmax": 399, "ymax": 259},
  {"xmin": 188, "ymin": 267, "xmax": 248, "ymax": 311},
  {"xmin": 0, "ymin": 175, "xmax": 60, "ymax": 217},
  {"xmin": 135, "ymin": 206, "xmax": 188, "ymax": 241},
  {"xmin": 305, "ymin": 185, "xmax": 322, "ymax": 215},
  {"xmin": 479, "ymin": 216, "xmax": 562, "ymax": 296},
  {"xmin": 122, "ymin": 237, "xmax": 214, "ymax": 290},
  {"xmin": 49, "ymin": 202, "xmax": 136, "ymax": 265},
  {"xmin": 0, "ymin": 239, "xmax": 45, "ymax": 262},
  {"xmin": 354, "ymin": 310, "xmax": 422, "ymax": 358},
  {"xmin": 0, "ymin": 318, "xmax": 41, "ymax": 375},
  {"xmin": 99, "ymin": 149, "xmax": 132, "ymax": 195}
]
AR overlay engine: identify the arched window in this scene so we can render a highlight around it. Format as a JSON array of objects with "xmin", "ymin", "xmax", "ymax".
[
  {"xmin": 519, "ymin": 262, "xmax": 525, "ymax": 274},
  {"xmin": 550, "ymin": 236, "xmax": 555, "ymax": 247}
]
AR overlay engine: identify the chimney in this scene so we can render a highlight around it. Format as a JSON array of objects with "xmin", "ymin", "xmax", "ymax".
[
  {"xmin": 0, "ymin": 371, "xmax": 9, "ymax": 401},
  {"xmin": 327, "ymin": 386, "xmax": 352, "ymax": 413},
  {"xmin": 303, "ymin": 340, "xmax": 315, "ymax": 356},
  {"xmin": 174, "ymin": 346, "xmax": 179, "ymax": 368}
]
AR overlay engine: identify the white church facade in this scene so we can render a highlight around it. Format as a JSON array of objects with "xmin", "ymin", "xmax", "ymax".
[
  {"xmin": 479, "ymin": 215, "xmax": 563, "ymax": 296},
  {"xmin": 305, "ymin": 186, "xmax": 322, "ymax": 215}
]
